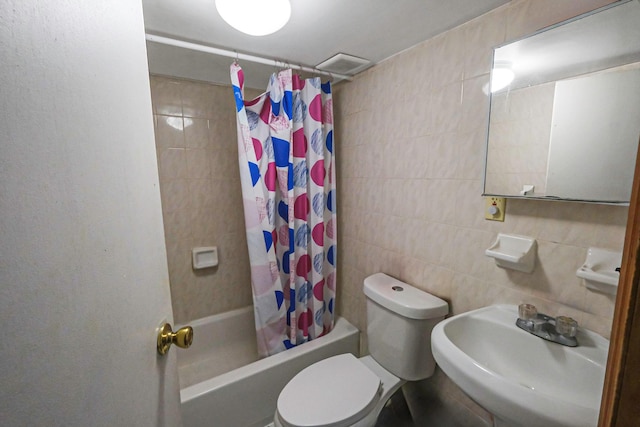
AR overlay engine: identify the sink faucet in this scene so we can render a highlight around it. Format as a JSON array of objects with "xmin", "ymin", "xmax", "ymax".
[{"xmin": 516, "ymin": 303, "xmax": 578, "ymax": 347}]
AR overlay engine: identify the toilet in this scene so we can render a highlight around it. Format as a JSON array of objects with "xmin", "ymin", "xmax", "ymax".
[{"xmin": 274, "ymin": 273, "xmax": 448, "ymax": 427}]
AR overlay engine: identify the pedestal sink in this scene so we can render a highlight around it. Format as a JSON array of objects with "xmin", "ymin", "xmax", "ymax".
[{"xmin": 431, "ymin": 305, "xmax": 609, "ymax": 427}]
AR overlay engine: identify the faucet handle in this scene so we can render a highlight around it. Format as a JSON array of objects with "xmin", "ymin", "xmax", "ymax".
[
  {"xmin": 518, "ymin": 303, "xmax": 538, "ymax": 320},
  {"xmin": 555, "ymin": 316, "xmax": 578, "ymax": 338}
]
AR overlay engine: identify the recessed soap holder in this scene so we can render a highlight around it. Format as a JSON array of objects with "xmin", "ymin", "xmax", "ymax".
[
  {"xmin": 576, "ymin": 247, "xmax": 622, "ymax": 295},
  {"xmin": 485, "ymin": 233, "xmax": 537, "ymax": 273},
  {"xmin": 192, "ymin": 246, "xmax": 219, "ymax": 270}
]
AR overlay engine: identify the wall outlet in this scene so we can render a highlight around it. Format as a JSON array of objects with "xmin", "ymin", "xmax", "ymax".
[{"xmin": 485, "ymin": 197, "xmax": 506, "ymax": 221}]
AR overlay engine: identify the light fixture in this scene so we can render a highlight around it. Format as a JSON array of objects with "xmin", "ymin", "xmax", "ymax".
[
  {"xmin": 490, "ymin": 61, "xmax": 515, "ymax": 93},
  {"xmin": 215, "ymin": 0, "xmax": 291, "ymax": 36}
]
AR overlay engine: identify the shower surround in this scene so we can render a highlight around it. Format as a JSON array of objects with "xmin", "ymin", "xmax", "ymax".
[{"xmin": 150, "ymin": 76, "xmax": 261, "ymax": 323}]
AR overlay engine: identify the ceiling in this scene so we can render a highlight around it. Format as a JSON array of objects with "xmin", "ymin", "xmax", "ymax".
[{"xmin": 142, "ymin": 0, "xmax": 510, "ymax": 89}]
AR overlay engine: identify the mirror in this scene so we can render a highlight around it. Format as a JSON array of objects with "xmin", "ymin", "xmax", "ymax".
[{"xmin": 483, "ymin": 0, "xmax": 640, "ymax": 204}]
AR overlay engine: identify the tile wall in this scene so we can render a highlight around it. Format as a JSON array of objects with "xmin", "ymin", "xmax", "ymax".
[
  {"xmin": 150, "ymin": 76, "xmax": 261, "ymax": 323},
  {"xmin": 333, "ymin": 0, "xmax": 622, "ymax": 424}
]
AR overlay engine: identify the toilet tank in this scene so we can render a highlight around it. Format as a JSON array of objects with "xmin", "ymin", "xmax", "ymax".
[{"xmin": 363, "ymin": 273, "xmax": 448, "ymax": 381}]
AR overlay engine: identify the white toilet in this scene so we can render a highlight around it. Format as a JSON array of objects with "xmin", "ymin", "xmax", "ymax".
[{"xmin": 274, "ymin": 273, "xmax": 448, "ymax": 427}]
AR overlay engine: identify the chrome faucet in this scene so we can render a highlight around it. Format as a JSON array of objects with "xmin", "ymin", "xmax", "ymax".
[{"xmin": 516, "ymin": 303, "xmax": 578, "ymax": 347}]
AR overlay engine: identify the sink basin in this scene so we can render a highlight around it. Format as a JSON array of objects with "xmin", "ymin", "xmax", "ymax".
[{"xmin": 431, "ymin": 305, "xmax": 609, "ymax": 427}]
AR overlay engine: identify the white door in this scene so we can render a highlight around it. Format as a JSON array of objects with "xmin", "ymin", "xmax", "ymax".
[{"xmin": 0, "ymin": 1, "xmax": 181, "ymax": 425}]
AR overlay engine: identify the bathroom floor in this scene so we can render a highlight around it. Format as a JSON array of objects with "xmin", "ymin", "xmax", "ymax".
[
  {"xmin": 376, "ymin": 388, "xmax": 491, "ymax": 427},
  {"xmin": 375, "ymin": 390, "xmax": 415, "ymax": 427}
]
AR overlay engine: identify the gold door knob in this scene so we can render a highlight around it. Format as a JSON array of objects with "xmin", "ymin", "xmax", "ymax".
[{"xmin": 157, "ymin": 323, "xmax": 193, "ymax": 355}]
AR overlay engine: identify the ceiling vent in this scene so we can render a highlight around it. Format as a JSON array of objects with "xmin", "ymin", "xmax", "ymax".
[{"xmin": 315, "ymin": 53, "xmax": 371, "ymax": 76}]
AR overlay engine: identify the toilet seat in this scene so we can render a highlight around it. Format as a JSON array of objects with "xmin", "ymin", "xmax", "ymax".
[{"xmin": 276, "ymin": 353, "xmax": 382, "ymax": 427}]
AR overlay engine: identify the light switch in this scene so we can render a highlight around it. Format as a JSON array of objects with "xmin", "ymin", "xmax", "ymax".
[{"xmin": 485, "ymin": 197, "xmax": 506, "ymax": 221}]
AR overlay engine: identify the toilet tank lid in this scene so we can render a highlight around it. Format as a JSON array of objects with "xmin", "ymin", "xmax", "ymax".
[{"xmin": 363, "ymin": 273, "xmax": 448, "ymax": 319}]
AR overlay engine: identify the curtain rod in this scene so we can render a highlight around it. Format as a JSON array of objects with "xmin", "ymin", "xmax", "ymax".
[{"xmin": 145, "ymin": 34, "xmax": 353, "ymax": 82}]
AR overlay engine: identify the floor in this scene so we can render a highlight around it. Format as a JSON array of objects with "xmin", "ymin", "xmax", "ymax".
[
  {"xmin": 375, "ymin": 390, "xmax": 415, "ymax": 427},
  {"xmin": 375, "ymin": 388, "xmax": 492, "ymax": 427}
]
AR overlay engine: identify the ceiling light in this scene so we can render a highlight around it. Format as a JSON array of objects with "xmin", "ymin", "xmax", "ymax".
[
  {"xmin": 491, "ymin": 61, "xmax": 515, "ymax": 93},
  {"xmin": 215, "ymin": 0, "xmax": 291, "ymax": 36}
]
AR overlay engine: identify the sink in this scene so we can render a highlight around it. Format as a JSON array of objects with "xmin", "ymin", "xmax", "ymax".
[{"xmin": 431, "ymin": 304, "xmax": 609, "ymax": 427}]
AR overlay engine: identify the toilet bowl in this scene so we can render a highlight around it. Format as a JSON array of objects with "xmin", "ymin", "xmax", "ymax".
[{"xmin": 274, "ymin": 273, "xmax": 448, "ymax": 427}]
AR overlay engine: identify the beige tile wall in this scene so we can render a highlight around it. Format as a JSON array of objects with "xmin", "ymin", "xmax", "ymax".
[
  {"xmin": 334, "ymin": 0, "xmax": 621, "ymax": 423},
  {"xmin": 150, "ymin": 75, "xmax": 261, "ymax": 324}
]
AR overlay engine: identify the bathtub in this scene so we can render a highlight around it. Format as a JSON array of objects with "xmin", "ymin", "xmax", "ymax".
[{"xmin": 178, "ymin": 306, "xmax": 360, "ymax": 427}]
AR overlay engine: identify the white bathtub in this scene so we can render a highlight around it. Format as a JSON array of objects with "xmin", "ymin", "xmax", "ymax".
[{"xmin": 178, "ymin": 306, "xmax": 360, "ymax": 427}]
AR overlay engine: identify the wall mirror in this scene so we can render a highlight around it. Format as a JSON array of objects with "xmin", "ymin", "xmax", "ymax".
[{"xmin": 483, "ymin": 0, "xmax": 640, "ymax": 204}]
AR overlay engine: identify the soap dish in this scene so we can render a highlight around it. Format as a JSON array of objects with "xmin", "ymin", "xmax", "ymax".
[
  {"xmin": 576, "ymin": 247, "xmax": 622, "ymax": 295},
  {"xmin": 485, "ymin": 233, "xmax": 537, "ymax": 273},
  {"xmin": 192, "ymin": 246, "xmax": 219, "ymax": 270}
]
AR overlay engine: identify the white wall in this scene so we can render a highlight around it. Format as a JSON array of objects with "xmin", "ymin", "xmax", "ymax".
[{"xmin": 0, "ymin": 1, "xmax": 180, "ymax": 425}]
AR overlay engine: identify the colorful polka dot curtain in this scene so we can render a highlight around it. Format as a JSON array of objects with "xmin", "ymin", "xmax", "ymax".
[{"xmin": 231, "ymin": 64, "xmax": 337, "ymax": 357}]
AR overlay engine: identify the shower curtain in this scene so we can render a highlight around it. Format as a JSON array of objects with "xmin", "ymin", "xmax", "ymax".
[{"xmin": 230, "ymin": 63, "xmax": 337, "ymax": 357}]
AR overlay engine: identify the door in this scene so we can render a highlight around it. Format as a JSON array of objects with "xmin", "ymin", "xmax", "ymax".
[{"xmin": 0, "ymin": 1, "xmax": 181, "ymax": 425}]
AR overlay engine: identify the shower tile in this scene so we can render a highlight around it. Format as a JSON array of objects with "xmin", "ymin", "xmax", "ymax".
[
  {"xmin": 187, "ymin": 179, "xmax": 214, "ymax": 209},
  {"xmin": 150, "ymin": 76, "xmax": 182, "ymax": 116},
  {"xmin": 181, "ymin": 81, "xmax": 216, "ymax": 118},
  {"xmin": 157, "ymin": 148, "xmax": 187, "ymax": 182},
  {"xmin": 210, "ymin": 117, "xmax": 236, "ymax": 150},
  {"xmin": 184, "ymin": 117, "xmax": 211, "ymax": 149},
  {"xmin": 159, "ymin": 179, "xmax": 190, "ymax": 213},
  {"xmin": 185, "ymin": 148, "xmax": 211, "ymax": 179},
  {"xmin": 211, "ymin": 149, "xmax": 239, "ymax": 180},
  {"xmin": 188, "ymin": 207, "xmax": 221, "ymax": 240},
  {"xmin": 163, "ymin": 209, "xmax": 192, "ymax": 242},
  {"xmin": 216, "ymin": 232, "xmax": 250, "ymax": 263},
  {"xmin": 155, "ymin": 115, "xmax": 185, "ymax": 149}
]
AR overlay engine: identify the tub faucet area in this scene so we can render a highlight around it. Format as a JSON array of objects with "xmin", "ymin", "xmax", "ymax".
[{"xmin": 516, "ymin": 303, "xmax": 579, "ymax": 347}]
